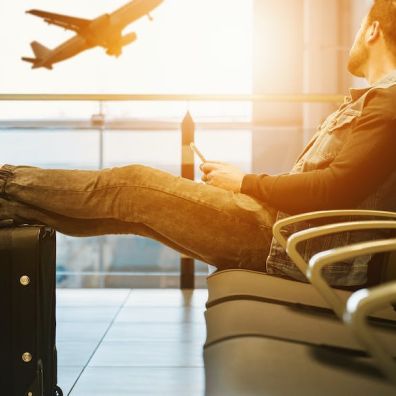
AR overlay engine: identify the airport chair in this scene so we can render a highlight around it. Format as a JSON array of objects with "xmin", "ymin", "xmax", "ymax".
[
  {"xmin": 205, "ymin": 233, "xmax": 396, "ymax": 348},
  {"xmin": 204, "ymin": 289, "xmax": 396, "ymax": 394},
  {"xmin": 204, "ymin": 210, "xmax": 396, "ymax": 391},
  {"xmin": 206, "ymin": 210, "xmax": 396, "ymax": 309},
  {"xmin": 345, "ymin": 279, "xmax": 396, "ymax": 385},
  {"xmin": 204, "ymin": 335, "xmax": 396, "ymax": 396},
  {"xmin": 305, "ymin": 237, "xmax": 396, "ymax": 384},
  {"xmin": 205, "ymin": 212, "xmax": 396, "ymax": 347},
  {"xmin": 281, "ymin": 210, "xmax": 396, "ymax": 318}
]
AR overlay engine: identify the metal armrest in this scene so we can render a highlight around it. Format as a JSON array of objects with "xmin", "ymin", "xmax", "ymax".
[
  {"xmin": 273, "ymin": 210, "xmax": 396, "ymax": 250},
  {"xmin": 344, "ymin": 276, "xmax": 396, "ymax": 384},
  {"xmin": 308, "ymin": 238, "xmax": 396, "ymax": 319},
  {"xmin": 286, "ymin": 220, "xmax": 396, "ymax": 278}
]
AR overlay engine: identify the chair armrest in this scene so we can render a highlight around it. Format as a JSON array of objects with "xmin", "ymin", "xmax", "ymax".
[
  {"xmin": 273, "ymin": 210, "xmax": 396, "ymax": 250},
  {"xmin": 308, "ymin": 238, "xmax": 396, "ymax": 319},
  {"xmin": 286, "ymin": 220, "xmax": 396, "ymax": 277},
  {"xmin": 344, "ymin": 279, "xmax": 396, "ymax": 385}
]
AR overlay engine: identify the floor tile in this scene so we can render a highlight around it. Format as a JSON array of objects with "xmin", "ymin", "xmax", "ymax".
[
  {"xmin": 70, "ymin": 367, "xmax": 205, "ymax": 396},
  {"xmin": 57, "ymin": 366, "xmax": 84, "ymax": 395},
  {"xmin": 57, "ymin": 321, "xmax": 110, "ymax": 342},
  {"xmin": 125, "ymin": 289, "xmax": 208, "ymax": 308},
  {"xmin": 54, "ymin": 289, "xmax": 208, "ymax": 394},
  {"xmin": 57, "ymin": 341, "xmax": 99, "ymax": 367},
  {"xmin": 114, "ymin": 306, "xmax": 205, "ymax": 324},
  {"xmin": 57, "ymin": 289, "xmax": 130, "ymax": 307},
  {"xmin": 57, "ymin": 306, "xmax": 120, "ymax": 323},
  {"xmin": 88, "ymin": 340, "xmax": 204, "ymax": 367},
  {"xmin": 103, "ymin": 322, "xmax": 206, "ymax": 343}
]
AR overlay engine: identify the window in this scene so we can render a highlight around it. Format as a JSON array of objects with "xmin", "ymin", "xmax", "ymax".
[{"xmin": 0, "ymin": 0, "xmax": 253, "ymax": 288}]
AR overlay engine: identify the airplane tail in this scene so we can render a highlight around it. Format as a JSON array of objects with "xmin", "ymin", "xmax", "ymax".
[
  {"xmin": 21, "ymin": 41, "xmax": 53, "ymax": 69},
  {"xmin": 21, "ymin": 57, "xmax": 36, "ymax": 64},
  {"xmin": 31, "ymin": 41, "xmax": 51, "ymax": 59},
  {"xmin": 21, "ymin": 56, "xmax": 53, "ymax": 70}
]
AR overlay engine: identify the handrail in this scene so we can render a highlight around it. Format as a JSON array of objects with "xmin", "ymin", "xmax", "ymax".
[
  {"xmin": 273, "ymin": 210, "xmax": 396, "ymax": 251},
  {"xmin": 0, "ymin": 93, "xmax": 345, "ymax": 103},
  {"xmin": 344, "ymin": 279, "xmax": 396, "ymax": 385},
  {"xmin": 0, "ymin": 120, "xmax": 311, "ymax": 131},
  {"xmin": 287, "ymin": 220, "xmax": 396, "ymax": 283},
  {"xmin": 311, "ymin": 240, "xmax": 396, "ymax": 384}
]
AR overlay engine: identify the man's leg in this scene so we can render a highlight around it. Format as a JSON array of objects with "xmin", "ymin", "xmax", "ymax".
[{"xmin": 0, "ymin": 164, "xmax": 276, "ymax": 271}]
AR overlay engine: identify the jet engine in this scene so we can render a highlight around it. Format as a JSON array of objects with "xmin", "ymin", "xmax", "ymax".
[
  {"xmin": 121, "ymin": 32, "xmax": 137, "ymax": 46},
  {"xmin": 106, "ymin": 32, "xmax": 137, "ymax": 57}
]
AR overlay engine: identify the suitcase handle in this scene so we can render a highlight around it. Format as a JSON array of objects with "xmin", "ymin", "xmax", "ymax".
[
  {"xmin": 0, "ymin": 219, "xmax": 15, "ymax": 228},
  {"xmin": 0, "ymin": 219, "xmax": 52, "ymax": 234}
]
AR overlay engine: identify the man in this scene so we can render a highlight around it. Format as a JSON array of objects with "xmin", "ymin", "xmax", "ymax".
[{"xmin": 1, "ymin": 0, "xmax": 395, "ymax": 287}]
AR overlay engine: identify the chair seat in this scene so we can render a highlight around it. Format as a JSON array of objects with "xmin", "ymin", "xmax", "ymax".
[
  {"xmin": 204, "ymin": 299, "xmax": 396, "ymax": 354},
  {"xmin": 204, "ymin": 336, "xmax": 396, "ymax": 396},
  {"xmin": 206, "ymin": 269, "xmax": 396, "ymax": 321}
]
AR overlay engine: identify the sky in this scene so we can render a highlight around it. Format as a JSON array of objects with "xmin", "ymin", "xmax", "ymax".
[
  {"xmin": 0, "ymin": 1, "xmax": 254, "ymax": 170},
  {"xmin": 0, "ymin": 0, "xmax": 253, "ymax": 94}
]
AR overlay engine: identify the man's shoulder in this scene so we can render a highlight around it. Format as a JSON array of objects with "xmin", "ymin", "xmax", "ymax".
[{"xmin": 364, "ymin": 83, "xmax": 396, "ymax": 119}]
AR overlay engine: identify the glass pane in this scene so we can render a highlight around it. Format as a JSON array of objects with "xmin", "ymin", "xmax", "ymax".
[
  {"xmin": 0, "ymin": 0, "xmax": 254, "ymax": 288},
  {"xmin": 0, "ymin": 130, "xmax": 100, "ymax": 169},
  {"xmin": 103, "ymin": 130, "xmax": 181, "ymax": 170},
  {"xmin": 0, "ymin": 0, "xmax": 253, "ymax": 94}
]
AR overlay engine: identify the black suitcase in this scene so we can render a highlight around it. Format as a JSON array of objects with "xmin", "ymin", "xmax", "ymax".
[{"xmin": 0, "ymin": 221, "xmax": 62, "ymax": 396}]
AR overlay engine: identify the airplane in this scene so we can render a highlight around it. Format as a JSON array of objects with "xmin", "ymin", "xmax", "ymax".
[{"xmin": 22, "ymin": 0, "xmax": 164, "ymax": 70}]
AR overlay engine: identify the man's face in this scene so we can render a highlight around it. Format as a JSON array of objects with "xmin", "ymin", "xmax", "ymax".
[{"xmin": 347, "ymin": 17, "xmax": 370, "ymax": 78}]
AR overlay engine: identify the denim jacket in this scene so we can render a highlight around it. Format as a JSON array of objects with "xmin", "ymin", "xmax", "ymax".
[{"xmin": 261, "ymin": 71, "xmax": 396, "ymax": 287}]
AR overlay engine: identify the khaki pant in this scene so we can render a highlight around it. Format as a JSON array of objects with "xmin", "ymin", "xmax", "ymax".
[{"xmin": 0, "ymin": 164, "xmax": 275, "ymax": 271}]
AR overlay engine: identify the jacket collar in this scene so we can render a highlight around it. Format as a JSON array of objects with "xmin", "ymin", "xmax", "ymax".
[
  {"xmin": 375, "ymin": 69, "xmax": 396, "ymax": 86},
  {"xmin": 349, "ymin": 69, "xmax": 396, "ymax": 101}
]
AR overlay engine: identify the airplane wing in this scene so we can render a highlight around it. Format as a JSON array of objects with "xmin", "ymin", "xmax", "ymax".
[
  {"xmin": 26, "ymin": 9, "xmax": 91, "ymax": 33},
  {"xmin": 110, "ymin": 0, "xmax": 162, "ymax": 30}
]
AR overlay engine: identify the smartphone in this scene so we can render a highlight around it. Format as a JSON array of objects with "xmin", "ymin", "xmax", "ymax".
[{"xmin": 189, "ymin": 143, "xmax": 207, "ymax": 163}]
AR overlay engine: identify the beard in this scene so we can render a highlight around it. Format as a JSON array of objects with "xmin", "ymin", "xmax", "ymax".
[{"xmin": 347, "ymin": 34, "xmax": 369, "ymax": 78}]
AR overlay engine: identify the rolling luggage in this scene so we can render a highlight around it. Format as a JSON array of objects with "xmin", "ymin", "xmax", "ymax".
[{"xmin": 0, "ymin": 221, "xmax": 62, "ymax": 396}]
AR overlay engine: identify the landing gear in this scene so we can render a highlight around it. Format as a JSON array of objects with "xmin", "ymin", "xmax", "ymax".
[{"xmin": 106, "ymin": 46, "xmax": 122, "ymax": 57}]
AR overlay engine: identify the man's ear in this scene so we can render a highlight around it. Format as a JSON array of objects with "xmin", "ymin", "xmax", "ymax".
[{"xmin": 366, "ymin": 20, "xmax": 381, "ymax": 44}]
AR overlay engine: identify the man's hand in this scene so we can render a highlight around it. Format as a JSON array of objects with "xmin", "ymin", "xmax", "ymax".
[{"xmin": 200, "ymin": 161, "xmax": 246, "ymax": 193}]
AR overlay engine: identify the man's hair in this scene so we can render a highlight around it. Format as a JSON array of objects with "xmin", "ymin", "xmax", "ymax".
[{"xmin": 368, "ymin": 0, "xmax": 396, "ymax": 57}]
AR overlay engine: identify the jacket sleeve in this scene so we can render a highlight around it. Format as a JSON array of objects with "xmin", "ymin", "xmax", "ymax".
[{"xmin": 240, "ymin": 87, "xmax": 396, "ymax": 215}]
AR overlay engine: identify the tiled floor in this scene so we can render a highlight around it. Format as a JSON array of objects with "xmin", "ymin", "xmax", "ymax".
[{"xmin": 56, "ymin": 289, "xmax": 208, "ymax": 396}]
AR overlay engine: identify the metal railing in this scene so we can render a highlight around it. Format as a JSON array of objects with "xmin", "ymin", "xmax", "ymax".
[{"xmin": 0, "ymin": 94, "xmax": 344, "ymax": 102}]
